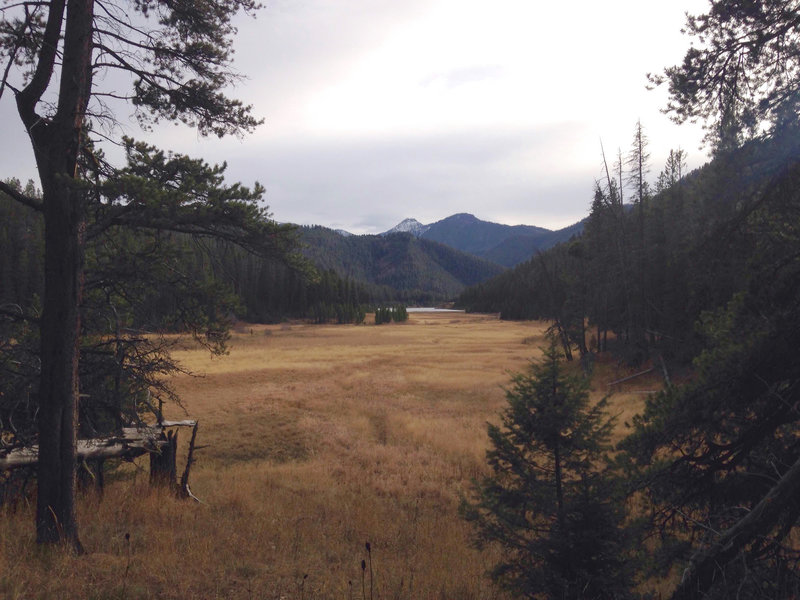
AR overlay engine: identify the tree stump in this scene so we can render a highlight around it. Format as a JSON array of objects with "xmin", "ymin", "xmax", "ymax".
[{"xmin": 149, "ymin": 429, "xmax": 178, "ymax": 488}]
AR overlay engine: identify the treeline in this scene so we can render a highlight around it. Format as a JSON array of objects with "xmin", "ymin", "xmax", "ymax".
[
  {"xmin": 0, "ymin": 180, "xmax": 44, "ymax": 309},
  {"xmin": 1, "ymin": 191, "xmax": 501, "ymax": 327},
  {"xmin": 458, "ymin": 125, "xmax": 800, "ymax": 364},
  {"xmin": 0, "ymin": 189, "xmax": 390, "ymax": 326},
  {"xmin": 191, "ymin": 241, "xmax": 382, "ymax": 324}
]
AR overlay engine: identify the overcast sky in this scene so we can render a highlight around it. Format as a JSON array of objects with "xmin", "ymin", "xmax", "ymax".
[{"xmin": 1, "ymin": 0, "xmax": 711, "ymax": 234}]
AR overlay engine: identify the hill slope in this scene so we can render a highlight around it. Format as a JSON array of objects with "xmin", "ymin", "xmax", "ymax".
[{"xmin": 300, "ymin": 227, "xmax": 505, "ymax": 302}]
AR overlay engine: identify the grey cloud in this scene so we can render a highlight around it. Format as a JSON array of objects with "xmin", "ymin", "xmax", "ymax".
[
  {"xmin": 0, "ymin": 81, "xmax": 595, "ymax": 236},
  {"xmin": 0, "ymin": 107, "xmax": 38, "ymax": 185},
  {"xmin": 233, "ymin": 1, "xmax": 433, "ymax": 117},
  {"xmin": 420, "ymin": 65, "xmax": 505, "ymax": 89},
  {"xmin": 218, "ymin": 123, "xmax": 595, "ymax": 233}
]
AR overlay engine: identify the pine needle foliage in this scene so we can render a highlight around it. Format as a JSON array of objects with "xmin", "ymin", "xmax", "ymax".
[{"xmin": 462, "ymin": 337, "xmax": 632, "ymax": 599}]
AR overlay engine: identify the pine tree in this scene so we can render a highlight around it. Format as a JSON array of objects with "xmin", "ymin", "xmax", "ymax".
[
  {"xmin": 462, "ymin": 338, "xmax": 631, "ymax": 599},
  {"xmin": 649, "ymin": 0, "xmax": 800, "ymax": 149},
  {"xmin": 626, "ymin": 121, "xmax": 652, "ymax": 357},
  {"xmin": 0, "ymin": 1, "xmax": 299, "ymax": 548}
]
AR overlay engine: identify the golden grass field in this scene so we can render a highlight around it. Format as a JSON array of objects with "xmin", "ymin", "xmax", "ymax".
[{"xmin": 0, "ymin": 313, "xmax": 658, "ymax": 599}]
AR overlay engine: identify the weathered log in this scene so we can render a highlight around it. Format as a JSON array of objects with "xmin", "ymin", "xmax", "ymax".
[
  {"xmin": 607, "ymin": 367, "xmax": 655, "ymax": 386},
  {"xmin": 0, "ymin": 438, "xmax": 157, "ymax": 469},
  {"xmin": 159, "ymin": 420, "xmax": 197, "ymax": 427},
  {"xmin": 0, "ymin": 422, "xmax": 196, "ymax": 471}
]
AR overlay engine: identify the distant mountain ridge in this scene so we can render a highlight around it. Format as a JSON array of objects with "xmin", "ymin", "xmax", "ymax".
[
  {"xmin": 381, "ymin": 213, "xmax": 584, "ymax": 266},
  {"xmin": 295, "ymin": 213, "xmax": 584, "ymax": 302}
]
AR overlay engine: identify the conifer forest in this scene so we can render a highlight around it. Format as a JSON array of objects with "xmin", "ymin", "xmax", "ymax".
[{"xmin": 2, "ymin": 1, "xmax": 800, "ymax": 598}]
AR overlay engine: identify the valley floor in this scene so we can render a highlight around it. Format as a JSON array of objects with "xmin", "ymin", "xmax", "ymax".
[{"xmin": 1, "ymin": 313, "xmax": 652, "ymax": 599}]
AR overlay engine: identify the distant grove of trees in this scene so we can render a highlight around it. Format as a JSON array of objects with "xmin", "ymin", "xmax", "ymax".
[
  {"xmin": 1, "ymin": 188, "xmax": 434, "ymax": 331},
  {"xmin": 194, "ymin": 239, "xmax": 377, "ymax": 324},
  {"xmin": 0, "ymin": 189, "xmax": 395, "ymax": 328},
  {"xmin": 374, "ymin": 305, "xmax": 408, "ymax": 325}
]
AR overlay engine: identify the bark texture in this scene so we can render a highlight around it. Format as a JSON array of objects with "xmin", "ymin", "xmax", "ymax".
[{"xmin": 15, "ymin": 0, "xmax": 95, "ymax": 548}]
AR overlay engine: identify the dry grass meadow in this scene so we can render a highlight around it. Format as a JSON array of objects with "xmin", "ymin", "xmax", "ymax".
[{"xmin": 0, "ymin": 312, "xmax": 657, "ymax": 599}]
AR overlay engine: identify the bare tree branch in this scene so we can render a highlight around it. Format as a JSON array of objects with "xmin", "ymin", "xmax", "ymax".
[
  {"xmin": 0, "ymin": 179, "xmax": 43, "ymax": 211},
  {"xmin": 672, "ymin": 453, "xmax": 800, "ymax": 600}
]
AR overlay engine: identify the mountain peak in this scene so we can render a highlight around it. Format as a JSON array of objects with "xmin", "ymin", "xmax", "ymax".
[
  {"xmin": 449, "ymin": 213, "xmax": 479, "ymax": 221},
  {"xmin": 382, "ymin": 218, "xmax": 430, "ymax": 237}
]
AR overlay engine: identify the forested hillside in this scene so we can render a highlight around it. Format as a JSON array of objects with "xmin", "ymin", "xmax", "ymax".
[
  {"xmin": 300, "ymin": 226, "xmax": 505, "ymax": 302},
  {"xmin": 457, "ymin": 1, "xmax": 800, "ymax": 593},
  {"xmin": 421, "ymin": 213, "xmax": 550, "ymax": 264},
  {"xmin": 479, "ymin": 219, "xmax": 585, "ymax": 266},
  {"xmin": 457, "ymin": 128, "xmax": 800, "ymax": 362},
  {"xmin": 0, "ymin": 191, "xmax": 501, "ymax": 328}
]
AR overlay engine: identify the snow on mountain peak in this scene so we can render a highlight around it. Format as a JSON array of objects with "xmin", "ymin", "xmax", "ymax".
[{"xmin": 382, "ymin": 218, "xmax": 430, "ymax": 237}]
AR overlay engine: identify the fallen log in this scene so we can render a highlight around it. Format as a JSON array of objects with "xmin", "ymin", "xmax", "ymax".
[
  {"xmin": 1, "ymin": 439, "xmax": 156, "ymax": 470},
  {"xmin": 159, "ymin": 420, "xmax": 198, "ymax": 428},
  {"xmin": 608, "ymin": 367, "xmax": 655, "ymax": 387},
  {"xmin": 0, "ymin": 421, "xmax": 197, "ymax": 471}
]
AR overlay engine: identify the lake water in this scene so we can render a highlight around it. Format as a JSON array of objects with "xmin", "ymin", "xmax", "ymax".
[{"xmin": 407, "ymin": 307, "xmax": 465, "ymax": 313}]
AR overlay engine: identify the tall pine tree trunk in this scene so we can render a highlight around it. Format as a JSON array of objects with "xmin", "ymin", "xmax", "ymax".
[
  {"xmin": 17, "ymin": 0, "xmax": 95, "ymax": 548},
  {"xmin": 36, "ymin": 181, "xmax": 85, "ymax": 547},
  {"xmin": 553, "ymin": 442, "xmax": 565, "ymax": 530}
]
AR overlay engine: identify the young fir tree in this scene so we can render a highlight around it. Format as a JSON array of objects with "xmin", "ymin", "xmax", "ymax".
[{"xmin": 462, "ymin": 337, "xmax": 632, "ymax": 599}]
